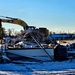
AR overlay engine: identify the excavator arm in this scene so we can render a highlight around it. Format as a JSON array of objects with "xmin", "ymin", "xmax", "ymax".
[
  {"xmin": 0, "ymin": 16, "xmax": 28, "ymax": 38},
  {"xmin": 0, "ymin": 17, "xmax": 28, "ymax": 29}
]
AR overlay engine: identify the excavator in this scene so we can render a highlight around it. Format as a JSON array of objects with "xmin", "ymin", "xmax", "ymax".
[
  {"xmin": 0, "ymin": 16, "xmax": 28, "ymax": 38},
  {"xmin": 0, "ymin": 16, "xmax": 45, "ymax": 42},
  {"xmin": 0, "ymin": 16, "xmax": 55, "ymax": 43}
]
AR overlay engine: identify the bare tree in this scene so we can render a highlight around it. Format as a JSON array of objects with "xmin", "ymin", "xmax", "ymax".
[{"xmin": 8, "ymin": 29, "xmax": 12, "ymax": 36}]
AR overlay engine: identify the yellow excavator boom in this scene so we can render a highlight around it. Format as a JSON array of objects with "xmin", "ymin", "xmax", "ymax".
[
  {"xmin": 0, "ymin": 16, "xmax": 28, "ymax": 38},
  {"xmin": 0, "ymin": 18, "xmax": 28, "ymax": 29}
]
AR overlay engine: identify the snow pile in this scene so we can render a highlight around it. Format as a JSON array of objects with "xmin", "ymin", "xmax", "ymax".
[
  {"xmin": 0, "ymin": 63, "xmax": 27, "ymax": 71},
  {"xmin": 0, "ymin": 60, "xmax": 75, "ymax": 75}
]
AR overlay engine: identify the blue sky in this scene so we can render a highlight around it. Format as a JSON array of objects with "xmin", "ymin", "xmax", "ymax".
[{"xmin": 0, "ymin": 0, "xmax": 75, "ymax": 33}]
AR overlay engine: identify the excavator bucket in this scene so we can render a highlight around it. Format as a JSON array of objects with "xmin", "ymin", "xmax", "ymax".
[{"xmin": 0, "ymin": 19, "xmax": 2, "ymax": 38}]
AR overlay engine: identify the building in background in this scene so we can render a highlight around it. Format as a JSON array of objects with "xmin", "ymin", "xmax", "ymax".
[{"xmin": 50, "ymin": 34, "xmax": 70, "ymax": 40}]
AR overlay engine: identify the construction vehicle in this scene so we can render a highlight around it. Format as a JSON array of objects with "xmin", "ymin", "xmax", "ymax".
[
  {"xmin": 0, "ymin": 16, "xmax": 45, "ymax": 42},
  {"xmin": 0, "ymin": 16, "xmax": 28, "ymax": 38}
]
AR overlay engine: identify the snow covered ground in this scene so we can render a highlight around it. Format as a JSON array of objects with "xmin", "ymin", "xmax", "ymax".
[
  {"xmin": 0, "ymin": 40, "xmax": 75, "ymax": 75},
  {"xmin": 0, "ymin": 59, "xmax": 75, "ymax": 75}
]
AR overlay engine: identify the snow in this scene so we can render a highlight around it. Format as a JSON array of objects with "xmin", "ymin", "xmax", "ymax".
[
  {"xmin": 0, "ymin": 60, "xmax": 75, "ymax": 75},
  {"xmin": 0, "ymin": 40, "xmax": 75, "ymax": 75}
]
